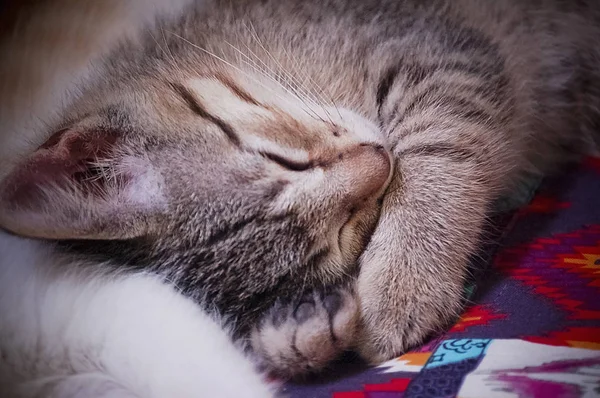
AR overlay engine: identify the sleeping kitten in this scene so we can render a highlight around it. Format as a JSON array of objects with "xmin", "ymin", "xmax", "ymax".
[{"xmin": 2, "ymin": 0, "xmax": 600, "ymax": 395}]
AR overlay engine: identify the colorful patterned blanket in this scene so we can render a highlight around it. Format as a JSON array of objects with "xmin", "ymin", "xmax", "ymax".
[{"xmin": 284, "ymin": 157, "xmax": 600, "ymax": 398}]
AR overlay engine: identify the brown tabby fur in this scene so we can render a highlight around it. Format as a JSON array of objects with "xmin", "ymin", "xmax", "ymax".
[{"xmin": 1, "ymin": 0, "xmax": 599, "ymax": 376}]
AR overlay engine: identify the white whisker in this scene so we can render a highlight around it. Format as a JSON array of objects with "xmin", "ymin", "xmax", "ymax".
[
  {"xmin": 243, "ymin": 21, "xmax": 329, "ymax": 122},
  {"xmin": 224, "ymin": 40, "xmax": 326, "ymax": 121},
  {"xmin": 166, "ymin": 31, "xmax": 296, "ymax": 108}
]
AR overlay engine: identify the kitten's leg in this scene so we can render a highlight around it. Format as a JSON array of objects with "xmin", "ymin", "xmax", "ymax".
[
  {"xmin": 0, "ymin": 232, "xmax": 275, "ymax": 398},
  {"xmin": 357, "ymin": 155, "xmax": 493, "ymax": 361},
  {"xmin": 357, "ymin": 74, "xmax": 519, "ymax": 362},
  {"xmin": 251, "ymin": 284, "xmax": 359, "ymax": 378}
]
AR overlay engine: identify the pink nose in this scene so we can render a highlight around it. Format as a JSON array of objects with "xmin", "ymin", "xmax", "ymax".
[{"xmin": 327, "ymin": 143, "xmax": 393, "ymax": 206}]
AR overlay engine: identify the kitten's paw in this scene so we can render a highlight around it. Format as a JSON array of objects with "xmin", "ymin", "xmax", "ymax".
[
  {"xmin": 357, "ymin": 300, "xmax": 463, "ymax": 364},
  {"xmin": 251, "ymin": 285, "xmax": 359, "ymax": 378},
  {"xmin": 356, "ymin": 256, "xmax": 465, "ymax": 364}
]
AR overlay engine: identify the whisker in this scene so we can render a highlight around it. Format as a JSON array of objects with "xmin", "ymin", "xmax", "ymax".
[
  {"xmin": 243, "ymin": 22, "xmax": 315, "ymax": 101},
  {"xmin": 243, "ymin": 21, "xmax": 328, "ymax": 122},
  {"xmin": 160, "ymin": 27, "xmax": 182, "ymax": 71},
  {"xmin": 166, "ymin": 31, "xmax": 294, "ymax": 107},
  {"xmin": 227, "ymin": 41, "xmax": 290, "ymax": 95},
  {"xmin": 277, "ymin": 43, "xmax": 341, "ymax": 122},
  {"xmin": 279, "ymin": 45, "xmax": 332, "ymax": 107},
  {"xmin": 223, "ymin": 40, "xmax": 323, "ymax": 120}
]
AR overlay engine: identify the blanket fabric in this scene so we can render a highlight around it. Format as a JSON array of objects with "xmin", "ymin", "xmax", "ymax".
[{"xmin": 284, "ymin": 157, "xmax": 600, "ymax": 398}]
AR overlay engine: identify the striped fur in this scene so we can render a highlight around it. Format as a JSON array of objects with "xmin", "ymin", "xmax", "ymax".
[{"xmin": 1, "ymin": 0, "xmax": 600, "ymax": 383}]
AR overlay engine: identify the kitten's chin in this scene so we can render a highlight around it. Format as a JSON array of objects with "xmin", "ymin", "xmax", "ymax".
[
  {"xmin": 337, "ymin": 198, "xmax": 385, "ymax": 266},
  {"xmin": 311, "ymin": 200, "xmax": 385, "ymax": 282},
  {"xmin": 332, "ymin": 146, "xmax": 394, "ymax": 274}
]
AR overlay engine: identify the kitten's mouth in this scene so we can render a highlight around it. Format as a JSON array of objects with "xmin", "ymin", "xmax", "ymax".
[
  {"xmin": 336, "ymin": 146, "xmax": 394, "ymax": 262},
  {"xmin": 337, "ymin": 190, "xmax": 387, "ymax": 250},
  {"xmin": 304, "ymin": 143, "xmax": 393, "ymax": 276},
  {"xmin": 334, "ymin": 199, "xmax": 383, "ymax": 271}
]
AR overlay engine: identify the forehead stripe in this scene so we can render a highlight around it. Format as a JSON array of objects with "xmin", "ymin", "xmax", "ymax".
[
  {"xmin": 169, "ymin": 82, "xmax": 241, "ymax": 147},
  {"xmin": 214, "ymin": 73, "xmax": 262, "ymax": 107}
]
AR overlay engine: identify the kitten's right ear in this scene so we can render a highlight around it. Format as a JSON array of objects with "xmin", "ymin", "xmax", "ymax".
[{"xmin": 0, "ymin": 128, "xmax": 166, "ymax": 240}]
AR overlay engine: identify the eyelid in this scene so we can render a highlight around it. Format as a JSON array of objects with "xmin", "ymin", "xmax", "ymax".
[{"xmin": 259, "ymin": 151, "xmax": 313, "ymax": 171}]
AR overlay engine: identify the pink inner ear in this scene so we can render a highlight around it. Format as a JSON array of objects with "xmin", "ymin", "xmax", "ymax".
[{"xmin": 2, "ymin": 129, "xmax": 119, "ymax": 207}]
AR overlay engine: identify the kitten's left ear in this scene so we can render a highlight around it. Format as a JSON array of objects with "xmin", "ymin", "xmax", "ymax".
[{"xmin": 0, "ymin": 128, "xmax": 166, "ymax": 240}]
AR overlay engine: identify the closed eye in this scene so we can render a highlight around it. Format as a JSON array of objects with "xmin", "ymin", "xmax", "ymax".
[{"xmin": 259, "ymin": 151, "xmax": 313, "ymax": 171}]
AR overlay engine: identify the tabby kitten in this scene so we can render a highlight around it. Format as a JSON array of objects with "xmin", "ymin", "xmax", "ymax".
[{"xmin": 1, "ymin": 0, "xmax": 600, "ymax": 394}]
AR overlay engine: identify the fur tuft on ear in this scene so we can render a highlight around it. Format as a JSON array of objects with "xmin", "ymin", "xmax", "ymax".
[{"xmin": 0, "ymin": 129, "xmax": 166, "ymax": 240}]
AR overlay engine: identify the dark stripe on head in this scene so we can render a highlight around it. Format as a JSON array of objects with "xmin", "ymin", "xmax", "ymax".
[
  {"xmin": 392, "ymin": 84, "xmax": 437, "ymax": 125},
  {"xmin": 395, "ymin": 120, "xmax": 437, "ymax": 141},
  {"xmin": 403, "ymin": 63, "xmax": 433, "ymax": 87},
  {"xmin": 397, "ymin": 143, "xmax": 479, "ymax": 163},
  {"xmin": 387, "ymin": 85, "xmax": 496, "ymax": 135},
  {"xmin": 214, "ymin": 73, "xmax": 262, "ymax": 106},
  {"xmin": 169, "ymin": 82, "xmax": 241, "ymax": 147},
  {"xmin": 377, "ymin": 63, "xmax": 436, "ymax": 124},
  {"xmin": 457, "ymin": 106, "xmax": 494, "ymax": 125},
  {"xmin": 376, "ymin": 66, "xmax": 399, "ymax": 119},
  {"xmin": 438, "ymin": 60, "xmax": 503, "ymax": 80}
]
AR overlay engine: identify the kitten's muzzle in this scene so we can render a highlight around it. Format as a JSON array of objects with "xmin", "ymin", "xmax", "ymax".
[
  {"xmin": 331, "ymin": 143, "xmax": 393, "ymax": 205},
  {"xmin": 321, "ymin": 143, "xmax": 393, "ymax": 264}
]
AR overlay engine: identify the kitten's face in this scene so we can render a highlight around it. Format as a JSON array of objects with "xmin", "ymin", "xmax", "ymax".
[{"xmin": 0, "ymin": 66, "xmax": 393, "ymax": 330}]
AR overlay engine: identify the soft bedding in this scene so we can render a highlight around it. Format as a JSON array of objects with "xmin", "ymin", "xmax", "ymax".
[{"xmin": 284, "ymin": 157, "xmax": 600, "ymax": 398}]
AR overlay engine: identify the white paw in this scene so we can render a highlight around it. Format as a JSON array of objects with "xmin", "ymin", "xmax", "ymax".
[{"xmin": 250, "ymin": 285, "xmax": 359, "ymax": 378}]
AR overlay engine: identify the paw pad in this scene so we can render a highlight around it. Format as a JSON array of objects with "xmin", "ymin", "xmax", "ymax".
[{"xmin": 250, "ymin": 285, "xmax": 359, "ymax": 378}]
